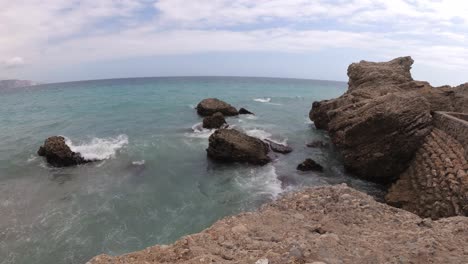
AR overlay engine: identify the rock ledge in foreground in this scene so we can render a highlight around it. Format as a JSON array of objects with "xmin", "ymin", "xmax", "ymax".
[{"xmin": 88, "ymin": 185, "xmax": 468, "ymax": 264}]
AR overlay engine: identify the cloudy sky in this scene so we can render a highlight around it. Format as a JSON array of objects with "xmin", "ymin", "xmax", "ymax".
[{"xmin": 1, "ymin": 0, "xmax": 467, "ymax": 85}]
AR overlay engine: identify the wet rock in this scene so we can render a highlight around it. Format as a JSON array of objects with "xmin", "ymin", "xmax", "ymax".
[
  {"xmin": 297, "ymin": 159, "xmax": 323, "ymax": 172},
  {"xmin": 207, "ymin": 129, "xmax": 271, "ymax": 165},
  {"xmin": 307, "ymin": 140, "xmax": 329, "ymax": 148},
  {"xmin": 202, "ymin": 112, "xmax": 227, "ymax": 129},
  {"xmin": 196, "ymin": 98, "xmax": 238, "ymax": 116},
  {"xmin": 37, "ymin": 136, "xmax": 89, "ymax": 167},
  {"xmin": 239, "ymin": 107, "xmax": 254, "ymax": 115},
  {"xmin": 265, "ymin": 139, "xmax": 292, "ymax": 154}
]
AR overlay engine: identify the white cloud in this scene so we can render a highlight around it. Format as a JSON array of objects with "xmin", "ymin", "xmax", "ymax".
[{"xmin": 3, "ymin": 57, "xmax": 25, "ymax": 68}]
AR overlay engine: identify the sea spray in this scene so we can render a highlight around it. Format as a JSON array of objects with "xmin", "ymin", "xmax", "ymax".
[{"xmin": 65, "ymin": 134, "xmax": 128, "ymax": 161}]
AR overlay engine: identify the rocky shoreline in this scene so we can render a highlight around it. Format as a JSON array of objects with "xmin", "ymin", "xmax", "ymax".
[{"xmin": 86, "ymin": 57, "xmax": 467, "ymax": 262}]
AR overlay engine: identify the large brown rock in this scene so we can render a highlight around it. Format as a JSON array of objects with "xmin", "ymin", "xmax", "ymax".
[
  {"xmin": 202, "ymin": 112, "xmax": 227, "ymax": 129},
  {"xmin": 89, "ymin": 185, "xmax": 468, "ymax": 264},
  {"xmin": 196, "ymin": 98, "xmax": 238, "ymax": 116},
  {"xmin": 309, "ymin": 56, "xmax": 468, "ymax": 183},
  {"xmin": 207, "ymin": 129, "xmax": 270, "ymax": 165},
  {"xmin": 37, "ymin": 136, "xmax": 89, "ymax": 167}
]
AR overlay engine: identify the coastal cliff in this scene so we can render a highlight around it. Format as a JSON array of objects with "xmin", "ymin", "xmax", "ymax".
[{"xmin": 89, "ymin": 185, "xmax": 468, "ymax": 264}]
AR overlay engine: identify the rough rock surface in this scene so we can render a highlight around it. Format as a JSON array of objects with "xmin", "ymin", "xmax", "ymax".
[
  {"xmin": 207, "ymin": 129, "xmax": 270, "ymax": 165},
  {"xmin": 238, "ymin": 108, "xmax": 254, "ymax": 115},
  {"xmin": 309, "ymin": 56, "xmax": 468, "ymax": 183},
  {"xmin": 202, "ymin": 112, "xmax": 227, "ymax": 129},
  {"xmin": 297, "ymin": 159, "xmax": 323, "ymax": 172},
  {"xmin": 265, "ymin": 139, "xmax": 292, "ymax": 154},
  {"xmin": 37, "ymin": 136, "xmax": 88, "ymax": 167},
  {"xmin": 306, "ymin": 140, "xmax": 329, "ymax": 148},
  {"xmin": 386, "ymin": 128, "xmax": 468, "ymax": 219},
  {"xmin": 197, "ymin": 98, "xmax": 238, "ymax": 117},
  {"xmin": 88, "ymin": 185, "xmax": 468, "ymax": 264}
]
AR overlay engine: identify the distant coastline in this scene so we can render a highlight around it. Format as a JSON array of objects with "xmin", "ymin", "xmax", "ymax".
[{"xmin": 0, "ymin": 79, "xmax": 40, "ymax": 89}]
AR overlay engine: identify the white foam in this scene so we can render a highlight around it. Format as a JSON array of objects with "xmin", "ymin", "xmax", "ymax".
[
  {"xmin": 27, "ymin": 155, "xmax": 37, "ymax": 163},
  {"xmin": 244, "ymin": 128, "xmax": 287, "ymax": 145},
  {"xmin": 254, "ymin": 98, "xmax": 271, "ymax": 103},
  {"xmin": 64, "ymin": 134, "xmax": 128, "ymax": 161},
  {"xmin": 186, "ymin": 122, "xmax": 215, "ymax": 139},
  {"xmin": 132, "ymin": 160, "xmax": 145, "ymax": 166},
  {"xmin": 235, "ymin": 165, "xmax": 283, "ymax": 199}
]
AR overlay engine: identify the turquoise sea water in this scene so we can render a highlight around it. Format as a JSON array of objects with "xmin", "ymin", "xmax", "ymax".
[{"xmin": 0, "ymin": 77, "xmax": 383, "ymax": 264}]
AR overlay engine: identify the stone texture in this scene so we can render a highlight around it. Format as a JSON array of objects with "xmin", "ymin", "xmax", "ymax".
[
  {"xmin": 265, "ymin": 139, "xmax": 292, "ymax": 154},
  {"xmin": 297, "ymin": 159, "xmax": 323, "ymax": 172},
  {"xmin": 202, "ymin": 112, "xmax": 227, "ymax": 129},
  {"xmin": 386, "ymin": 128, "xmax": 468, "ymax": 219},
  {"xmin": 197, "ymin": 98, "xmax": 238, "ymax": 117},
  {"xmin": 306, "ymin": 140, "xmax": 329, "ymax": 148},
  {"xmin": 207, "ymin": 129, "xmax": 270, "ymax": 165},
  {"xmin": 88, "ymin": 185, "xmax": 468, "ymax": 264},
  {"xmin": 37, "ymin": 136, "xmax": 89, "ymax": 167},
  {"xmin": 238, "ymin": 108, "xmax": 254, "ymax": 115}
]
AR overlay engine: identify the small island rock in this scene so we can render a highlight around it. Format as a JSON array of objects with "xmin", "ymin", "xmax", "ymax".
[
  {"xmin": 38, "ymin": 136, "xmax": 89, "ymax": 167},
  {"xmin": 239, "ymin": 108, "xmax": 254, "ymax": 115},
  {"xmin": 265, "ymin": 139, "xmax": 292, "ymax": 154},
  {"xmin": 207, "ymin": 129, "xmax": 270, "ymax": 165},
  {"xmin": 297, "ymin": 158, "xmax": 323, "ymax": 172},
  {"xmin": 196, "ymin": 98, "xmax": 238, "ymax": 116},
  {"xmin": 202, "ymin": 112, "xmax": 227, "ymax": 129}
]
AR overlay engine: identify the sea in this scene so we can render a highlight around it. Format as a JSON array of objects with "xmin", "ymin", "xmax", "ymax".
[{"xmin": 0, "ymin": 77, "xmax": 384, "ymax": 264}]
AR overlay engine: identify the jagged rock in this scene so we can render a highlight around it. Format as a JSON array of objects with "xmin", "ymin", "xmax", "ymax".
[
  {"xmin": 196, "ymin": 98, "xmax": 238, "ymax": 116},
  {"xmin": 202, "ymin": 112, "xmax": 227, "ymax": 129},
  {"xmin": 207, "ymin": 129, "xmax": 270, "ymax": 165},
  {"xmin": 265, "ymin": 139, "xmax": 292, "ymax": 154},
  {"xmin": 37, "ymin": 136, "xmax": 89, "ymax": 167},
  {"xmin": 88, "ymin": 185, "xmax": 468, "ymax": 264},
  {"xmin": 306, "ymin": 140, "xmax": 329, "ymax": 148},
  {"xmin": 309, "ymin": 57, "xmax": 441, "ymax": 183},
  {"xmin": 297, "ymin": 158, "xmax": 323, "ymax": 172},
  {"xmin": 239, "ymin": 108, "xmax": 254, "ymax": 115}
]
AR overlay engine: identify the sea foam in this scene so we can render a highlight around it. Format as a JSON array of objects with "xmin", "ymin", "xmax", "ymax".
[
  {"xmin": 65, "ymin": 134, "xmax": 128, "ymax": 160},
  {"xmin": 254, "ymin": 98, "xmax": 271, "ymax": 103}
]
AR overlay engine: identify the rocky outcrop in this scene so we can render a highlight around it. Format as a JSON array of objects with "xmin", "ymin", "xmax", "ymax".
[
  {"xmin": 306, "ymin": 140, "xmax": 329, "ymax": 148},
  {"xmin": 309, "ymin": 56, "xmax": 468, "ymax": 183},
  {"xmin": 196, "ymin": 98, "xmax": 238, "ymax": 117},
  {"xmin": 207, "ymin": 129, "xmax": 270, "ymax": 165},
  {"xmin": 38, "ymin": 136, "xmax": 89, "ymax": 167},
  {"xmin": 89, "ymin": 185, "xmax": 468, "ymax": 264},
  {"xmin": 386, "ymin": 128, "xmax": 468, "ymax": 219},
  {"xmin": 202, "ymin": 112, "xmax": 227, "ymax": 129},
  {"xmin": 238, "ymin": 108, "xmax": 254, "ymax": 115},
  {"xmin": 297, "ymin": 158, "xmax": 323, "ymax": 172},
  {"xmin": 265, "ymin": 139, "xmax": 292, "ymax": 154}
]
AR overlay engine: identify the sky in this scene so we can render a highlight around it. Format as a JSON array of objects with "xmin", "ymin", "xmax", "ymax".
[{"xmin": 1, "ymin": 0, "xmax": 468, "ymax": 86}]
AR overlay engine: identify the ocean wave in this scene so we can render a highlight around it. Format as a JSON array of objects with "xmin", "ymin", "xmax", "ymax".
[
  {"xmin": 64, "ymin": 134, "xmax": 128, "ymax": 161},
  {"xmin": 244, "ymin": 128, "xmax": 287, "ymax": 145},
  {"xmin": 234, "ymin": 165, "xmax": 283, "ymax": 199},
  {"xmin": 254, "ymin": 98, "xmax": 271, "ymax": 103},
  {"xmin": 185, "ymin": 122, "xmax": 216, "ymax": 139},
  {"xmin": 132, "ymin": 160, "xmax": 145, "ymax": 166}
]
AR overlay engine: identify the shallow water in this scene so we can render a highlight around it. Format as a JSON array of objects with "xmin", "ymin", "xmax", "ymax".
[{"xmin": 0, "ymin": 77, "xmax": 383, "ymax": 264}]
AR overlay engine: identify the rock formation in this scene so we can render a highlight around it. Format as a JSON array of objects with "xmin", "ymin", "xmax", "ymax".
[
  {"xmin": 38, "ymin": 136, "xmax": 89, "ymax": 167},
  {"xmin": 265, "ymin": 139, "xmax": 292, "ymax": 154},
  {"xmin": 202, "ymin": 112, "xmax": 227, "ymax": 129},
  {"xmin": 309, "ymin": 56, "xmax": 467, "ymax": 183},
  {"xmin": 196, "ymin": 98, "xmax": 238, "ymax": 117},
  {"xmin": 306, "ymin": 140, "xmax": 329, "ymax": 148},
  {"xmin": 297, "ymin": 158, "xmax": 323, "ymax": 172},
  {"xmin": 89, "ymin": 185, "xmax": 468, "ymax": 264},
  {"xmin": 238, "ymin": 108, "xmax": 254, "ymax": 115},
  {"xmin": 207, "ymin": 129, "xmax": 270, "ymax": 165}
]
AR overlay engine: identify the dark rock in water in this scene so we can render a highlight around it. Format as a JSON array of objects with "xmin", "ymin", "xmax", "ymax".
[
  {"xmin": 197, "ymin": 98, "xmax": 238, "ymax": 116},
  {"xmin": 38, "ymin": 136, "xmax": 89, "ymax": 167},
  {"xmin": 297, "ymin": 158, "xmax": 323, "ymax": 172},
  {"xmin": 238, "ymin": 108, "xmax": 254, "ymax": 115},
  {"xmin": 306, "ymin": 140, "xmax": 329, "ymax": 148},
  {"xmin": 207, "ymin": 129, "xmax": 270, "ymax": 165},
  {"xmin": 202, "ymin": 112, "xmax": 227, "ymax": 129},
  {"xmin": 265, "ymin": 139, "xmax": 292, "ymax": 154}
]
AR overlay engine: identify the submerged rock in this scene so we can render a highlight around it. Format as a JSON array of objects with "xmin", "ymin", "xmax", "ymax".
[
  {"xmin": 207, "ymin": 129, "xmax": 270, "ymax": 165},
  {"xmin": 265, "ymin": 139, "xmax": 292, "ymax": 154},
  {"xmin": 38, "ymin": 136, "xmax": 89, "ymax": 167},
  {"xmin": 196, "ymin": 98, "xmax": 238, "ymax": 116},
  {"xmin": 297, "ymin": 158, "xmax": 323, "ymax": 172},
  {"xmin": 202, "ymin": 112, "xmax": 227, "ymax": 129},
  {"xmin": 88, "ymin": 185, "xmax": 468, "ymax": 264},
  {"xmin": 239, "ymin": 107, "xmax": 254, "ymax": 115},
  {"xmin": 306, "ymin": 140, "xmax": 329, "ymax": 148}
]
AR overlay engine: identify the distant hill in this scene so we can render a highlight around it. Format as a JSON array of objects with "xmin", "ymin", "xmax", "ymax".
[{"xmin": 0, "ymin": 79, "xmax": 39, "ymax": 89}]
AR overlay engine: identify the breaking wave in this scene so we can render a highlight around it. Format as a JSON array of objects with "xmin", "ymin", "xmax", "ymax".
[
  {"xmin": 64, "ymin": 134, "xmax": 128, "ymax": 161},
  {"xmin": 254, "ymin": 98, "xmax": 271, "ymax": 103}
]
